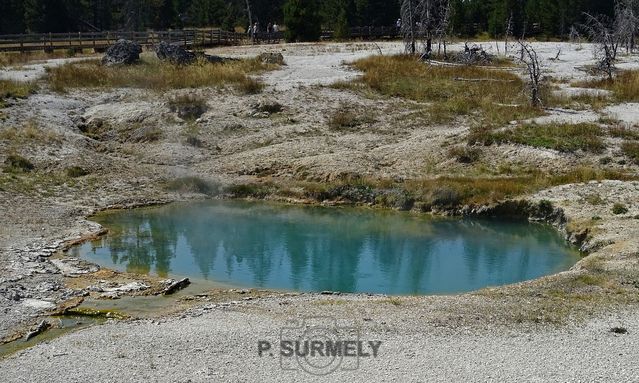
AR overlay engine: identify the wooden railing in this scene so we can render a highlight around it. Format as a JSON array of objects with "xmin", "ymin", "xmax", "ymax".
[
  {"xmin": 0, "ymin": 26, "xmax": 408, "ymax": 53},
  {"xmin": 0, "ymin": 29, "xmax": 246, "ymax": 53},
  {"xmin": 321, "ymin": 26, "xmax": 402, "ymax": 40}
]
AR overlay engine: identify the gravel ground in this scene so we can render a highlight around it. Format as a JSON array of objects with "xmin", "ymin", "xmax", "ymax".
[{"xmin": 0, "ymin": 296, "xmax": 637, "ymax": 382}]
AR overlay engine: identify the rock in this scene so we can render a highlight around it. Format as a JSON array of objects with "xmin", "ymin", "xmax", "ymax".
[
  {"xmin": 203, "ymin": 54, "xmax": 237, "ymax": 64},
  {"xmin": 155, "ymin": 41, "xmax": 237, "ymax": 65},
  {"xmin": 155, "ymin": 41, "xmax": 197, "ymax": 65},
  {"xmin": 258, "ymin": 52, "xmax": 285, "ymax": 65},
  {"xmin": 611, "ymin": 327, "xmax": 628, "ymax": 334},
  {"xmin": 88, "ymin": 281, "xmax": 149, "ymax": 298},
  {"xmin": 100, "ymin": 292, "xmax": 121, "ymax": 300},
  {"xmin": 161, "ymin": 278, "xmax": 191, "ymax": 295},
  {"xmin": 102, "ymin": 40, "xmax": 142, "ymax": 66},
  {"xmin": 50, "ymin": 258, "xmax": 99, "ymax": 277},
  {"xmin": 21, "ymin": 298, "xmax": 56, "ymax": 310}
]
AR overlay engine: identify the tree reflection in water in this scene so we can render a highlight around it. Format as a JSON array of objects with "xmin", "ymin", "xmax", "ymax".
[{"xmin": 77, "ymin": 201, "xmax": 581, "ymax": 294}]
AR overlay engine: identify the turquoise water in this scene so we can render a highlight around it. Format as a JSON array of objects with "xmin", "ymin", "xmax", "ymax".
[{"xmin": 73, "ymin": 201, "xmax": 581, "ymax": 295}]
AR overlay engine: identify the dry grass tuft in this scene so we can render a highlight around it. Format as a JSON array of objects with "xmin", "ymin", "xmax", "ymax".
[
  {"xmin": 47, "ymin": 55, "xmax": 270, "ymax": 93},
  {"xmin": 0, "ymin": 120, "xmax": 60, "ymax": 144},
  {"xmin": 0, "ymin": 80, "xmax": 37, "ymax": 102},
  {"xmin": 328, "ymin": 104, "xmax": 375, "ymax": 130},
  {"xmin": 621, "ymin": 142, "xmax": 639, "ymax": 164},
  {"xmin": 573, "ymin": 70, "xmax": 639, "ymax": 102},
  {"xmin": 0, "ymin": 50, "xmax": 94, "ymax": 67},
  {"xmin": 348, "ymin": 55, "xmax": 543, "ymax": 127},
  {"xmin": 610, "ymin": 125, "xmax": 639, "ymax": 140},
  {"xmin": 167, "ymin": 94, "xmax": 208, "ymax": 120},
  {"xmin": 448, "ymin": 146, "xmax": 482, "ymax": 163}
]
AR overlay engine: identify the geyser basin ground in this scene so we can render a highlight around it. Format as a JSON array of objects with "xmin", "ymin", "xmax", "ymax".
[{"xmin": 73, "ymin": 201, "xmax": 581, "ymax": 295}]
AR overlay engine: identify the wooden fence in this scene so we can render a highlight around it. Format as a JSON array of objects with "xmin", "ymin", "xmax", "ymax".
[
  {"xmin": 0, "ymin": 29, "xmax": 246, "ymax": 53},
  {"xmin": 0, "ymin": 26, "xmax": 409, "ymax": 54}
]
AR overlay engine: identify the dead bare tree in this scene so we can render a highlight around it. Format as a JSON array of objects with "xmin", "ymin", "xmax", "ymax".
[
  {"xmin": 583, "ymin": 13, "xmax": 619, "ymax": 80},
  {"xmin": 504, "ymin": 12, "xmax": 513, "ymax": 54},
  {"xmin": 569, "ymin": 25, "xmax": 581, "ymax": 44},
  {"xmin": 245, "ymin": 0, "xmax": 253, "ymax": 28},
  {"xmin": 400, "ymin": 0, "xmax": 418, "ymax": 54},
  {"xmin": 401, "ymin": 0, "xmax": 451, "ymax": 56},
  {"xmin": 518, "ymin": 41, "xmax": 543, "ymax": 108},
  {"xmin": 615, "ymin": 0, "xmax": 639, "ymax": 53}
]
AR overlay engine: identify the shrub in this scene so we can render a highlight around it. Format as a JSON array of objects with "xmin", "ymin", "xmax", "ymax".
[
  {"xmin": 237, "ymin": 77, "xmax": 264, "ymax": 95},
  {"xmin": 168, "ymin": 94, "xmax": 208, "ymax": 120},
  {"xmin": 448, "ymin": 146, "xmax": 482, "ymax": 163},
  {"xmin": 599, "ymin": 156, "xmax": 612, "ymax": 165},
  {"xmin": 226, "ymin": 183, "xmax": 273, "ymax": 198},
  {"xmin": 328, "ymin": 109, "xmax": 360, "ymax": 130},
  {"xmin": 182, "ymin": 122, "xmax": 203, "ymax": 147},
  {"xmin": 3, "ymin": 154, "xmax": 34, "ymax": 173},
  {"xmin": 538, "ymin": 199, "xmax": 554, "ymax": 212},
  {"xmin": 427, "ymin": 186, "xmax": 462, "ymax": 207},
  {"xmin": 621, "ymin": 142, "xmax": 639, "ymax": 164},
  {"xmin": 612, "ymin": 203, "xmax": 629, "ymax": 215},
  {"xmin": 66, "ymin": 166, "xmax": 89, "ymax": 178},
  {"xmin": 127, "ymin": 125, "xmax": 162, "ymax": 143},
  {"xmin": 257, "ymin": 102, "xmax": 283, "ymax": 114},
  {"xmin": 165, "ymin": 176, "xmax": 218, "ymax": 196}
]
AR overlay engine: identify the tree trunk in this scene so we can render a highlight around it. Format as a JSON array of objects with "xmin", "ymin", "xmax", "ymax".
[{"xmin": 245, "ymin": 0, "xmax": 252, "ymax": 27}]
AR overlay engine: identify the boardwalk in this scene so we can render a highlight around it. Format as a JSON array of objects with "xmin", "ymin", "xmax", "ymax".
[
  {"xmin": 0, "ymin": 29, "xmax": 245, "ymax": 53},
  {"xmin": 0, "ymin": 26, "xmax": 406, "ymax": 54}
]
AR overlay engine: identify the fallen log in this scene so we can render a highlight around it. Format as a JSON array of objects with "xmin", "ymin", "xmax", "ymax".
[
  {"xmin": 162, "ymin": 278, "xmax": 191, "ymax": 295},
  {"xmin": 453, "ymin": 77, "xmax": 517, "ymax": 83},
  {"xmin": 24, "ymin": 320, "xmax": 51, "ymax": 341}
]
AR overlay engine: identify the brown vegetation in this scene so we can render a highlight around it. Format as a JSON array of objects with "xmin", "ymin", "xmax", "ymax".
[{"xmin": 47, "ymin": 55, "xmax": 271, "ymax": 94}]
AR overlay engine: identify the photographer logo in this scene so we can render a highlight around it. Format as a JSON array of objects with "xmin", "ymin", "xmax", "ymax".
[{"xmin": 257, "ymin": 317, "xmax": 382, "ymax": 376}]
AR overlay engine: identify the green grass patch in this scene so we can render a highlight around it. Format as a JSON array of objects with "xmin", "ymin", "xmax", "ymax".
[
  {"xmin": 448, "ymin": 146, "xmax": 482, "ymax": 163},
  {"xmin": 3, "ymin": 154, "xmax": 34, "ymax": 173},
  {"xmin": 265, "ymin": 167, "xmax": 635, "ymax": 209},
  {"xmin": 612, "ymin": 203, "xmax": 629, "ymax": 215},
  {"xmin": 165, "ymin": 176, "xmax": 219, "ymax": 196},
  {"xmin": 470, "ymin": 123, "xmax": 605, "ymax": 153},
  {"xmin": 65, "ymin": 166, "xmax": 89, "ymax": 178}
]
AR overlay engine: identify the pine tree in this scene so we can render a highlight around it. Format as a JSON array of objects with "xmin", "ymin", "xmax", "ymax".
[
  {"xmin": 283, "ymin": 0, "xmax": 322, "ymax": 41},
  {"xmin": 334, "ymin": 5, "xmax": 350, "ymax": 39}
]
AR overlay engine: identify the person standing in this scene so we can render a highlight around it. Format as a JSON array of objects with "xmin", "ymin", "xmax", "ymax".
[
  {"xmin": 252, "ymin": 22, "xmax": 258, "ymax": 43},
  {"xmin": 267, "ymin": 22, "xmax": 273, "ymax": 42}
]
